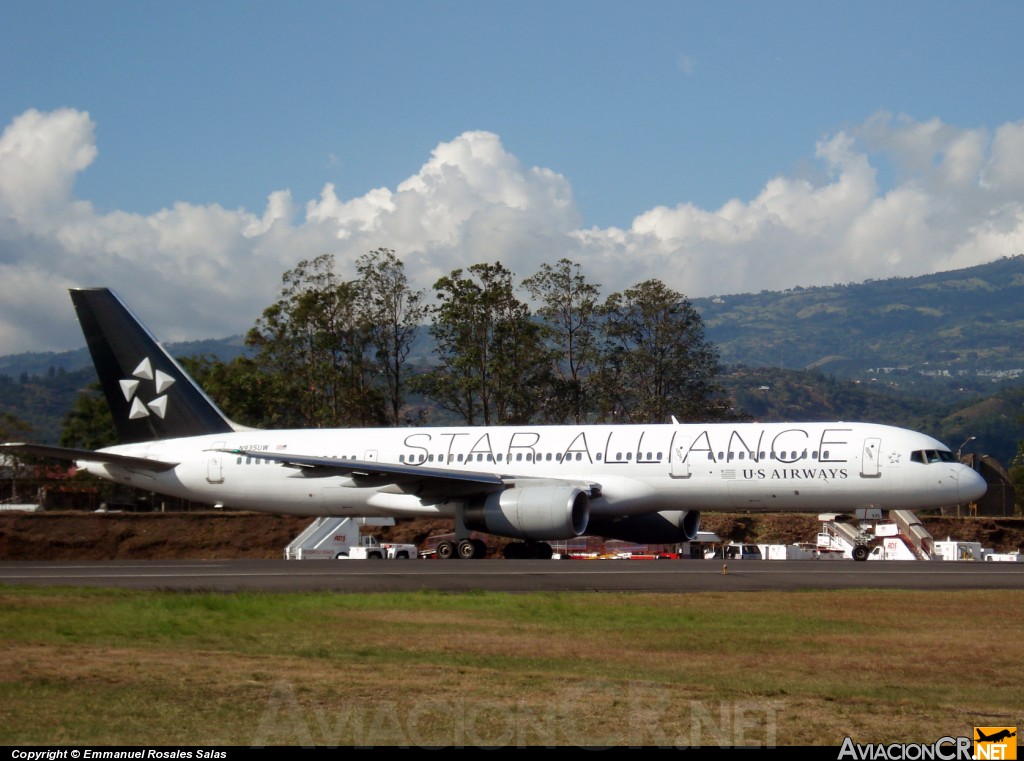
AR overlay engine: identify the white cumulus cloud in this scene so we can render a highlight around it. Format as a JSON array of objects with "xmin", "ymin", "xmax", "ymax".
[{"xmin": 1, "ymin": 107, "xmax": 1023, "ymax": 354}]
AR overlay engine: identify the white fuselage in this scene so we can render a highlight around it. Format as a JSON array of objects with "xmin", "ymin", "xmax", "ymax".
[{"xmin": 80, "ymin": 421, "xmax": 987, "ymax": 520}]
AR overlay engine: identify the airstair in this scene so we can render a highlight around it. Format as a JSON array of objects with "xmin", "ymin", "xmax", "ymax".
[
  {"xmin": 284, "ymin": 516, "xmax": 396, "ymax": 559},
  {"xmin": 890, "ymin": 509, "xmax": 935, "ymax": 560},
  {"xmin": 817, "ymin": 510, "xmax": 935, "ymax": 560}
]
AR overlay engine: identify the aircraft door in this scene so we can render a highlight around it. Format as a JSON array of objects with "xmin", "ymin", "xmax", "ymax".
[
  {"xmin": 207, "ymin": 441, "xmax": 225, "ymax": 484},
  {"xmin": 670, "ymin": 436, "xmax": 691, "ymax": 479},
  {"xmin": 860, "ymin": 437, "xmax": 881, "ymax": 478}
]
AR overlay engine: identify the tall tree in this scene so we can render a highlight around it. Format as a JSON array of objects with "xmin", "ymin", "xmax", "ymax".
[
  {"xmin": 58, "ymin": 386, "xmax": 116, "ymax": 449},
  {"xmin": 0, "ymin": 411, "xmax": 33, "ymax": 443},
  {"xmin": 355, "ymin": 248, "xmax": 427, "ymax": 426},
  {"xmin": 1, "ymin": 412, "xmax": 37, "ymax": 503},
  {"xmin": 179, "ymin": 354, "xmax": 288, "ymax": 429},
  {"xmin": 1011, "ymin": 406, "xmax": 1024, "ymax": 515},
  {"xmin": 596, "ymin": 279, "xmax": 736, "ymax": 423},
  {"xmin": 416, "ymin": 262, "xmax": 551, "ymax": 425},
  {"xmin": 246, "ymin": 254, "xmax": 386, "ymax": 428},
  {"xmin": 487, "ymin": 267, "xmax": 554, "ymax": 425},
  {"xmin": 412, "ymin": 269, "xmax": 483, "ymax": 424},
  {"xmin": 522, "ymin": 258, "xmax": 602, "ymax": 423}
]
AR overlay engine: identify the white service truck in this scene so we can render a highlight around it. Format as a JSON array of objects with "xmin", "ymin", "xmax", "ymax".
[{"xmin": 867, "ymin": 537, "xmax": 919, "ymax": 560}]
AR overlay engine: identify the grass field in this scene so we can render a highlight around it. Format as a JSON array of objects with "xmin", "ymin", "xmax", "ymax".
[{"xmin": 1, "ymin": 587, "xmax": 1021, "ymax": 748}]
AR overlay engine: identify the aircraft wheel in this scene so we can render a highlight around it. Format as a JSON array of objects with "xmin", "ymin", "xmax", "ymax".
[
  {"xmin": 503, "ymin": 542, "xmax": 526, "ymax": 559},
  {"xmin": 457, "ymin": 539, "xmax": 477, "ymax": 559},
  {"xmin": 335, "ymin": 552, "xmax": 348, "ymax": 559},
  {"xmin": 534, "ymin": 542, "xmax": 553, "ymax": 560},
  {"xmin": 436, "ymin": 539, "xmax": 457, "ymax": 560},
  {"xmin": 852, "ymin": 545, "xmax": 869, "ymax": 562},
  {"xmin": 471, "ymin": 538, "xmax": 488, "ymax": 559}
]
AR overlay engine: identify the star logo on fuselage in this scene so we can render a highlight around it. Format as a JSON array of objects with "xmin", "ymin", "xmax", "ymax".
[{"xmin": 119, "ymin": 357, "xmax": 175, "ymax": 420}]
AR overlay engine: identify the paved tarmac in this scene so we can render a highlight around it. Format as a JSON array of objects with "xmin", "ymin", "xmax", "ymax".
[{"xmin": 1, "ymin": 557, "xmax": 1023, "ymax": 593}]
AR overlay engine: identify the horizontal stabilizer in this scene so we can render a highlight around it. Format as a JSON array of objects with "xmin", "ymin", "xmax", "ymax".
[{"xmin": 1, "ymin": 442, "xmax": 178, "ymax": 472}]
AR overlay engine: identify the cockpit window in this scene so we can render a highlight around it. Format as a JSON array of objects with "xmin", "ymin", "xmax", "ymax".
[{"xmin": 910, "ymin": 449, "xmax": 956, "ymax": 464}]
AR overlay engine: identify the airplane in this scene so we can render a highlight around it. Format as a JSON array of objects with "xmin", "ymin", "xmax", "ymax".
[
  {"xmin": 976, "ymin": 729, "xmax": 1016, "ymax": 743},
  {"xmin": 1, "ymin": 288, "xmax": 988, "ymax": 561}
]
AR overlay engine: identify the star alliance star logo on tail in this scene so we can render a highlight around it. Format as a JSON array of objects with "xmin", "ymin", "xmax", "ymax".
[{"xmin": 119, "ymin": 357, "xmax": 175, "ymax": 420}]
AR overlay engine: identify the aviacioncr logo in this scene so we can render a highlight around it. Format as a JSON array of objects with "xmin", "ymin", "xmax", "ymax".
[{"xmin": 119, "ymin": 357, "xmax": 175, "ymax": 420}]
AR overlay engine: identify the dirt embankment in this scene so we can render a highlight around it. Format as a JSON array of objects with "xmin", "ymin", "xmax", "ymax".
[{"xmin": 0, "ymin": 510, "xmax": 1022, "ymax": 561}]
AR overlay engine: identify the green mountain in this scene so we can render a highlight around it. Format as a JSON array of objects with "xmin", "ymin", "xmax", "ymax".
[{"xmin": 694, "ymin": 254, "xmax": 1024, "ymax": 383}]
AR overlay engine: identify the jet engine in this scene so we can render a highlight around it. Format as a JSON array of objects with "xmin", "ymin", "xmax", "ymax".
[
  {"xmin": 464, "ymin": 486, "xmax": 590, "ymax": 540},
  {"xmin": 586, "ymin": 510, "xmax": 701, "ymax": 544}
]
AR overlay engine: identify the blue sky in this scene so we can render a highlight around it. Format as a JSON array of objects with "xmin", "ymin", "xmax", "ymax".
[{"xmin": 2, "ymin": 0, "xmax": 1024, "ymax": 352}]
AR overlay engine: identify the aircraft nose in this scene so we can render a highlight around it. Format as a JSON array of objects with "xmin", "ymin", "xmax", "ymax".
[{"xmin": 959, "ymin": 465, "xmax": 988, "ymax": 503}]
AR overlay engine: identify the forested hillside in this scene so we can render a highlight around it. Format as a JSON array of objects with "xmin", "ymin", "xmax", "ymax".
[{"xmin": 694, "ymin": 254, "xmax": 1024, "ymax": 381}]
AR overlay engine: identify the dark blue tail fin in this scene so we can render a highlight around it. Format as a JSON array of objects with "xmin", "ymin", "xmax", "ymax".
[{"xmin": 71, "ymin": 288, "xmax": 237, "ymax": 443}]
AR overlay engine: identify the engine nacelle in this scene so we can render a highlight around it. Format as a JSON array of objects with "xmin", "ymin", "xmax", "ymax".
[
  {"xmin": 586, "ymin": 510, "xmax": 701, "ymax": 544},
  {"xmin": 464, "ymin": 486, "xmax": 590, "ymax": 540}
]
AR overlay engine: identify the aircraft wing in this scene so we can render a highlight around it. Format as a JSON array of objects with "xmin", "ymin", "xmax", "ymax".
[
  {"xmin": 0, "ymin": 443, "xmax": 179, "ymax": 472},
  {"xmin": 214, "ymin": 447, "xmax": 599, "ymax": 501}
]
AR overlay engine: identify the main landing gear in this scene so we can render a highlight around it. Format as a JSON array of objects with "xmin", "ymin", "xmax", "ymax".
[{"xmin": 434, "ymin": 537, "xmax": 488, "ymax": 559}]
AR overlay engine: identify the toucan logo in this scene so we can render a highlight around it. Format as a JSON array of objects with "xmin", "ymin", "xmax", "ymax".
[{"xmin": 119, "ymin": 357, "xmax": 175, "ymax": 421}]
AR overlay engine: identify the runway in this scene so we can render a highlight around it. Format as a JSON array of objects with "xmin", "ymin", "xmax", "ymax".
[{"xmin": 2, "ymin": 557, "xmax": 1023, "ymax": 593}]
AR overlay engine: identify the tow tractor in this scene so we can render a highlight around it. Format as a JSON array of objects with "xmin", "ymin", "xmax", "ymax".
[{"xmin": 341, "ymin": 534, "xmax": 417, "ymax": 560}]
